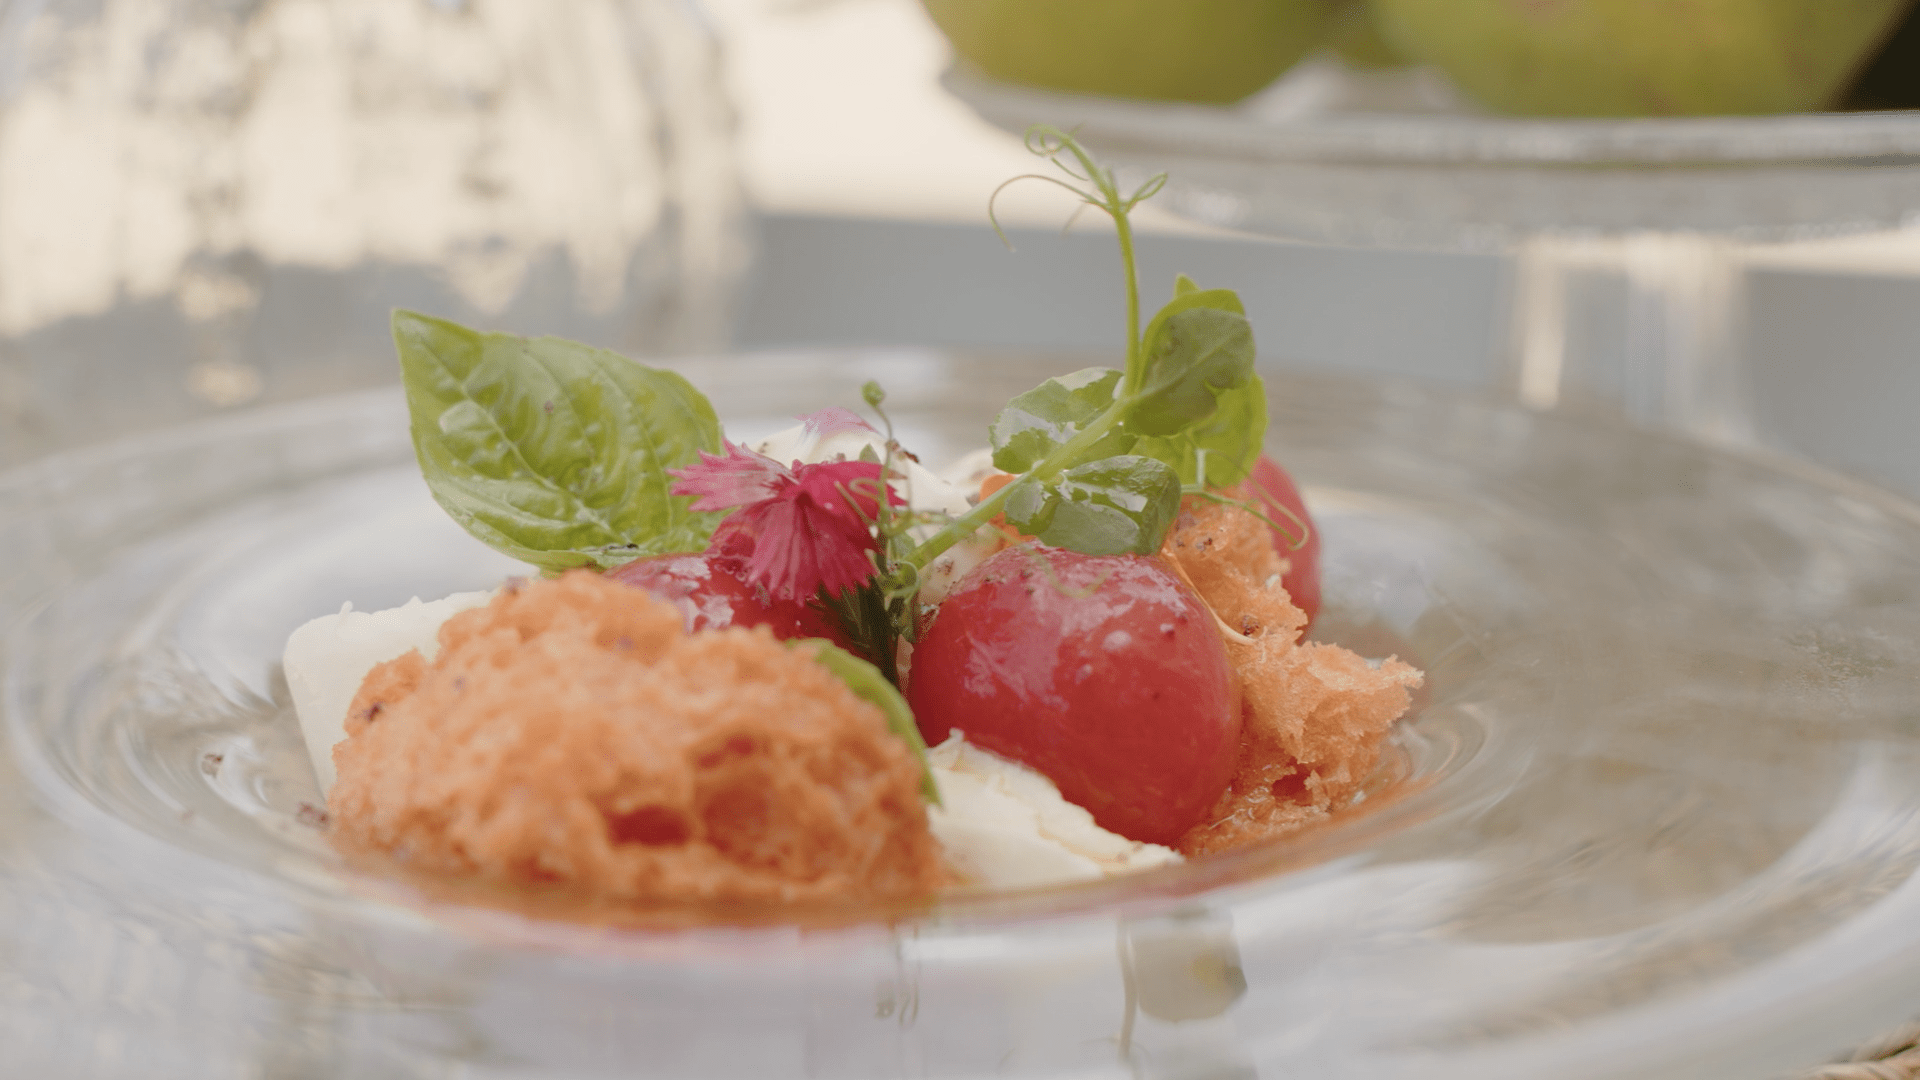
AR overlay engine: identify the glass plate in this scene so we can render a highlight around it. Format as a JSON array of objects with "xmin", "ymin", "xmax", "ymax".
[
  {"xmin": 5, "ymin": 350, "xmax": 1920, "ymax": 1079},
  {"xmin": 942, "ymin": 62, "xmax": 1920, "ymax": 244}
]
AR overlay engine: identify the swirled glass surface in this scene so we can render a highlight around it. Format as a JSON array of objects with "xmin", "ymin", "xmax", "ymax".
[
  {"xmin": 943, "ymin": 61, "xmax": 1920, "ymax": 245},
  {"xmin": 5, "ymin": 351, "xmax": 1920, "ymax": 1078}
]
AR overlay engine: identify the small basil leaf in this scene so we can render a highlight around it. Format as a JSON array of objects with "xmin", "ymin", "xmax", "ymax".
[
  {"xmin": 1002, "ymin": 455, "xmax": 1182, "ymax": 556},
  {"xmin": 1131, "ymin": 373, "xmax": 1269, "ymax": 488},
  {"xmin": 394, "ymin": 310, "xmax": 725, "ymax": 573},
  {"xmin": 1128, "ymin": 302, "xmax": 1257, "ymax": 438},
  {"xmin": 793, "ymin": 639, "xmax": 939, "ymax": 804},
  {"xmin": 989, "ymin": 367, "xmax": 1135, "ymax": 473}
]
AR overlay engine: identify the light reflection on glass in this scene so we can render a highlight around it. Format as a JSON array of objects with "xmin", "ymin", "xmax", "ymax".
[{"xmin": 0, "ymin": 0, "xmax": 746, "ymax": 462}]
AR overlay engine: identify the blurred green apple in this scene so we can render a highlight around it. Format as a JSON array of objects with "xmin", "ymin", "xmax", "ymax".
[
  {"xmin": 1371, "ymin": 0, "xmax": 1916, "ymax": 116},
  {"xmin": 1330, "ymin": 1, "xmax": 1412, "ymax": 68},
  {"xmin": 922, "ymin": 0, "xmax": 1343, "ymax": 104}
]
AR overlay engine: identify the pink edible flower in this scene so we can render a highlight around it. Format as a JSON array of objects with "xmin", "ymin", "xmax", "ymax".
[{"xmin": 671, "ymin": 447, "xmax": 900, "ymax": 601}]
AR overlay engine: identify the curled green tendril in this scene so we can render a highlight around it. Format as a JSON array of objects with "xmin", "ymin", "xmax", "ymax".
[
  {"xmin": 879, "ymin": 560, "xmax": 921, "ymax": 603},
  {"xmin": 986, "ymin": 125, "xmax": 1168, "ymax": 395},
  {"xmin": 899, "ymin": 126, "xmax": 1175, "ymax": 576},
  {"xmin": 852, "ymin": 382, "xmax": 927, "ymax": 644}
]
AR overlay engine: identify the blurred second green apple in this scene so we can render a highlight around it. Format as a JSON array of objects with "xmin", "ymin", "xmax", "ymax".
[
  {"xmin": 1371, "ymin": 0, "xmax": 1915, "ymax": 116},
  {"xmin": 922, "ymin": 0, "xmax": 1343, "ymax": 104}
]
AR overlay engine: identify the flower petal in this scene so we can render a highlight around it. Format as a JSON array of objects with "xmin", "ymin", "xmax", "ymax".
[
  {"xmin": 793, "ymin": 459, "xmax": 903, "ymax": 523},
  {"xmin": 668, "ymin": 441, "xmax": 790, "ymax": 512},
  {"xmin": 721, "ymin": 495, "xmax": 877, "ymax": 601},
  {"xmin": 703, "ymin": 461, "xmax": 892, "ymax": 601},
  {"xmin": 799, "ymin": 407, "xmax": 873, "ymax": 442}
]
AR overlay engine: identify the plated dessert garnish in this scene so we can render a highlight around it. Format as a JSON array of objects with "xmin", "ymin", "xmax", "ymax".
[{"xmin": 283, "ymin": 128, "xmax": 1420, "ymax": 913}]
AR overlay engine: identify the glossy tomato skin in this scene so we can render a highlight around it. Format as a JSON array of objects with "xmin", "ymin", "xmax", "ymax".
[
  {"xmin": 1250, "ymin": 455, "xmax": 1321, "ymax": 625},
  {"xmin": 907, "ymin": 544, "xmax": 1241, "ymax": 846},
  {"xmin": 607, "ymin": 552, "xmax": 854, "ymax": 650}
]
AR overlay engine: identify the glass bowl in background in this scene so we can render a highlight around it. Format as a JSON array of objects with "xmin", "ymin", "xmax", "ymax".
[
  {"xmin": 5, "ymin": 351, "xmax": 1920, "ymax": 1078},
  {"xmin": 943, "ymin": 59, "xmax": 1920, "ymax": 247},
  {"xmin": 0, "ymin": 0, "xmax": 746, "ymax": 466},
  {"xmin": 942, "ymin": 59, "xmax": 1920, "ymax": 451}
]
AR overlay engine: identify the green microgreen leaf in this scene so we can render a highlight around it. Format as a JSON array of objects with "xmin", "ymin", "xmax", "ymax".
[
  {"xmin": 1126, "ymin": 284, "xmax": 1257, "ymax": 438},
  {"xmin": 793, "ymin": 638, "xmax": 939, "ymax": 803},
  {"xmin": 1131, "ymin": 373, "xmax": 1269, "ymax": 488},
  {"xmin": 394, "ymin": 310, "xmax": 724, "ymax": 573},
  {"xmin": 854, "ymin": 379, "xmax": 929, "ymax": 657},
  {"xmin": 1001, "ymin": 454, "xmax": 1182, "ymax": 557},
  {"xmin": 905, "ymin": 133, "xmax": 1269, "ymax": 573},
  {"xmin": 989, "ymin": 367, "xmax": 1133, "ymax": 473}
]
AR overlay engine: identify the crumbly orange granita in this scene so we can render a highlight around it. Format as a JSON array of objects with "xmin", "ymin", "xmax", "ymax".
[
  {"xmin": 327, "ymin": 570, "xmax": 947, "ymax": 905},
  {"xmin": 1164, "ymin": 497, "xmax": 1423, "ymax": 856}
]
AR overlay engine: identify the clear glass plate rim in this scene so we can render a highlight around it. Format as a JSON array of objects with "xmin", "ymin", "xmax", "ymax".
[{"xmin": 941, "ymin": 65, "xmax": 1920, "ymax": 167}]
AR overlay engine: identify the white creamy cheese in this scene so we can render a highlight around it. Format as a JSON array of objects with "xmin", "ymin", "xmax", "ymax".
[
  {"xmin": 925, "ymin": 732, "xmax": 1181, "ymax": 888},
  {"xmin": 938, "ymin": 446, "xmax": 1001, "ymax": 494},
  {"xmin": 913, "ymin": 446, "xmax": 1008, "ymax": 605},
  {"xmin": 283, "ymin": 589, "xmax": 493, "ymax": 794}
]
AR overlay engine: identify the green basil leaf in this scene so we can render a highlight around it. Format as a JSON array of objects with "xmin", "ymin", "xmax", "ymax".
[
  {"xmin": 989, "ymin": 367, "xmax": 1135, "ymax": 473},
  {"xmin": 793, "ymin": 639, "xmax": 939, "ymax": 804},
  {"xmin": 394, "ymin": 310, "xmax": 724, "ymax": 573},
  {"xmin": 1001, "ymin": 455, "xmax": 1182, "ymax": 556},
  {"xmin": 1131, "ymin": 373, "xmax": 1269, "ymax": 487},
  {"xmin": 1128, "ymin": 282, "xmax": 1256, "ymax": 438}
]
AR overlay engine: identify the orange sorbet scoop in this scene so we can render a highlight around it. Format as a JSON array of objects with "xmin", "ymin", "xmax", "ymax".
[{"xmin": 327, "ymin": 570, "xmax": 946, "ymax": 907}]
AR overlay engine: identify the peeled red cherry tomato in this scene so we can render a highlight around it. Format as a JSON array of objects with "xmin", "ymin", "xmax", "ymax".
[
  {"xmin": 907, "ymin": 544, "xmax": 1241, "ymax": 846},
  {"xmin": 1250, "ymin": 455, "xmax": 1320, "ymax": 625},
  {"xmin": 607, "ymin": 552, "xmax": 854, "ymax": 650}
]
